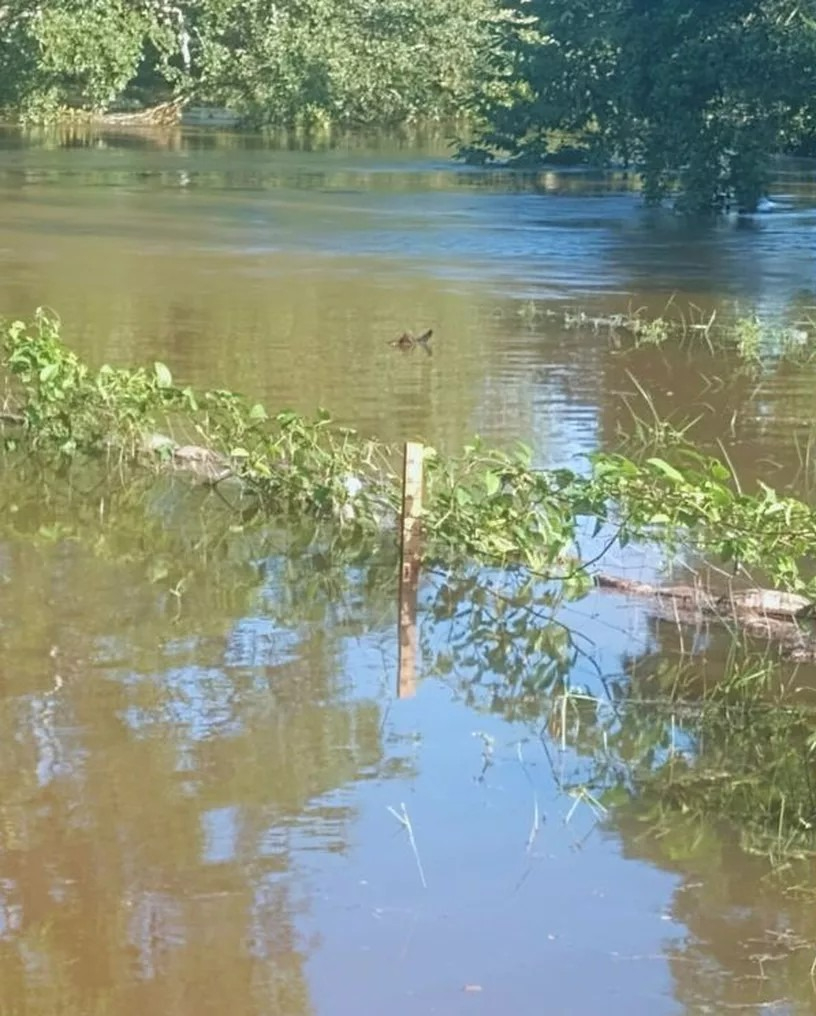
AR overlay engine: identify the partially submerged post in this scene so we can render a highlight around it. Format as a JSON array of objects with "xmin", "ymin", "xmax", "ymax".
[{"xmin": 398, "ymin": 442, "xmax": 424, "ymax": 698}]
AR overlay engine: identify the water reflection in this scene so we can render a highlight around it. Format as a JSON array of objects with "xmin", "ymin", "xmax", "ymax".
[
  {"xmin": 0, "ymin": 476, "xmax": 404, "ymax": 1015},
  {"xmin": 0, "ymin": 474, "xmax": 811, "ymax": 1006},
  {"xmin": 0, "ymin": 461, "xmax": 815, "ymax": 1011}
]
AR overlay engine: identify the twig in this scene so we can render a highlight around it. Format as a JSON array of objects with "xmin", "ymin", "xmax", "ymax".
[
  {"xmin": 517, "ymin": 742, "xmax": 543, "ymax": 852},
  {"xmin": 526, "ymin": 792, "xmax": 541, "ymax": 853},
  {"xmin": 387, "ymin": 803, "xmax": 427, "ymax": 889}
]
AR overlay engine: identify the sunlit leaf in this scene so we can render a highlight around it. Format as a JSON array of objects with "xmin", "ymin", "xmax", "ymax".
[
  {"xmin": 646, "ymin": 458, "xmax": 686, "ymax": 484},
  {"xmin": 484, "ymin": 471, "xmax": 501, "ymax": 496},
  {"xmin": 154, "ymin": 362, "xmax": 173, "ymax": 389}
]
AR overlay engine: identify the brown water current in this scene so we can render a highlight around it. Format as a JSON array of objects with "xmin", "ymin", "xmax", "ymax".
[{"xmin": 2, "ymin": 125, "xmax": 816, "ymax": 1014}]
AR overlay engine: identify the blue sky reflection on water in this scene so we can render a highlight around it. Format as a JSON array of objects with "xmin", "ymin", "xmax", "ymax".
[
  {"xmin": 96, "ymin": 363, "xmax": 689, "ymax": 1013},
  {"xmin": 3, "ymin": 138, "xmax": 815, "ymax": 313},
  {"xmin": 170, "ymin": 618, "xmax": 686, "ymax": 1014},
  {"xmin": 104, "ymin": 536, "xmax": 687, "ymax": 1014},
  {"xmin": 302, "ymin": 680, "xmax": 685, "ymax": 1016}
]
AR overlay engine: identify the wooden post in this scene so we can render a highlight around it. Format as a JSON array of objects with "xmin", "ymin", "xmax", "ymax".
[{"xmin": 398, "ymin": 442, "xmax": 424, "ymax": 699}]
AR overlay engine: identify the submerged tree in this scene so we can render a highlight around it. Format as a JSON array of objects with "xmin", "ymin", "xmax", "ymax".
[{"xmin": 468, "ymin": 0, "xmax": 816, "ymax": 212}]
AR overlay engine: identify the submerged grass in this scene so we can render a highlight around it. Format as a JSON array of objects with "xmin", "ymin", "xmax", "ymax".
[
  {"xmin": 520, "ymin": 298, "xmax": 816, "ymax": 368},
  {"xmin": 618, "ymin": 684, "xmax": 816, "ymax": 860},
  {"xmin": 489, "ymin": 645, "xmax": 816, "ymax": 861}
]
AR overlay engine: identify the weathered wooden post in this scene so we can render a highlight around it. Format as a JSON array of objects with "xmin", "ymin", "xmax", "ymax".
[{"xmin": 398, "ymin": 441, "xmax": 424, "ymax": 699}]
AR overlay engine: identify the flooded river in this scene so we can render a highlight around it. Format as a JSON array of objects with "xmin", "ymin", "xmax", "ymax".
[{"xmin": 2, "ymin": 125, "xmax": 816, "ymax": 1014}]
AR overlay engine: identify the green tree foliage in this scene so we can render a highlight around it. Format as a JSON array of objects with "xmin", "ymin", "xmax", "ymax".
[
  {"xmin": 36, "ymin": 2, "xmax": 150, "ymax": 107},
  {"xmin": 0, "ymin": 0, "xmax": 499, "ymax": 127},
  {"xmin": 469, "ymin": 0, "xmax": 816, "ymax": 212},
  {"xmin": 0, "ymin": 1, "xmax": 176, "ymax": 115},
  {"xmin": 200, "ymin": 0, "xmax": 498, "ymax": 127}
]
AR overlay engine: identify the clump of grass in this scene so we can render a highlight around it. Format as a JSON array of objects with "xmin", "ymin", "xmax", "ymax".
[
  {"xmin": 617, "ymin": 370, "xmax": 704, "ymax": 452},
  {"xmin": 731, "ymin": 313, "xmax": 764, "ymax": 363},
  {"xmin": 626, "ymin": 314, "xmax": 674, "ymax": 347},
  {"xmin": 555, "ymin": 299, "xmax": 816, "ymax": 367}
]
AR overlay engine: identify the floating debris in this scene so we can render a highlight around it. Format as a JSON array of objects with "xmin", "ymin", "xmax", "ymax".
[{"xmin": 389, "ymin": 328, "xmax": 433, "ymax": 355}]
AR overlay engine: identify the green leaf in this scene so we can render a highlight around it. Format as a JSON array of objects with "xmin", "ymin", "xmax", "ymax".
[
  {"xmin": 154, "ymin": 362, "xmax": 173, "ymax": 389},
  {"xmin": 646, "ymin": 458, "xmax": 686, "ymax": 484},
  {"xmin": 182, "ymin": 386, "xmax": 199, "ymax": 412},
  {"xmin": 249, "ymin": 403, "xmax": 268, "ymax": 421},
  {"xmin": 484, "ymin": 471, "xmax": 501, "ymax": 496},
  {"xmin": 39, "ymin": 362, "xmax": 59, "ymax": 383}
]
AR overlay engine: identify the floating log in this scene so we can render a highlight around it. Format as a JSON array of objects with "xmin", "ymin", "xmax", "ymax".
[
  {"xmin": 594, "ymin": 571, "xmax": 816, "ymax": 660},
  {"xmin": 91, "ymin": 100, "xmax": 185, "ymax": 127}
]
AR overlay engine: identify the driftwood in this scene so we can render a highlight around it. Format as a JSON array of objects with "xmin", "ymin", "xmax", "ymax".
[
  {"xmin": 595, "ymin": 573, "xmax": 816, "ymax": 662},
  {"xmin": 91, "ymin": 100, "xmax": 184, "ymax": 127}
]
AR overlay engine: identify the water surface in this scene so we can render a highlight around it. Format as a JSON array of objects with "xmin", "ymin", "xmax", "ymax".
[{"xmin": 2, "ymin": 126, "xmax": 816, "ymax": 1015}]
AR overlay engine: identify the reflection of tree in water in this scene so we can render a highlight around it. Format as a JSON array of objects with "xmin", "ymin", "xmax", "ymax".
[
  {"xmin": 0, "ymin": 480, "xmax": 408, "ymax": 1016},
  {"xmin": 581, "ymin": 615, "xmax": 816, "ymax": 1013},
  {"xmin": 422, "ymin": 561, "xmax": 816, "ymax": 1012},
  {"xmin": 7, "ymin": 445, "xmax": 816, "ymax": 1011},
  {"xmin": 614, "ymin": 809, "xmax": 816, "ymax": 1013}
]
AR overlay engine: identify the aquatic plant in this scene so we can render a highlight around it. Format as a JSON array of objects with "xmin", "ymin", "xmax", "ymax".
[
  {"xmin": 562, "ymin": 652, "xmax": 816, "ymax": 861},
  {"xmin": 5, "ymin": 309, "xmax": 816, "ymax": 592},
  {"xmin": 557, "ymin": 302, "xmax": 816, "ymax": 367}
]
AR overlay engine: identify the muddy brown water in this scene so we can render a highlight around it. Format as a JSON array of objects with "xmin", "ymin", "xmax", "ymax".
[{"xmin": 2, "ymin": 126, "xmax": 816, "ymax": 1014}]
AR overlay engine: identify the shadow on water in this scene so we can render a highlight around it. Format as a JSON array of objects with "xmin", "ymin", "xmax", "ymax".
[{"xmin": 3, "ymin": 127, "xmax": 816, "ymax": 1013}]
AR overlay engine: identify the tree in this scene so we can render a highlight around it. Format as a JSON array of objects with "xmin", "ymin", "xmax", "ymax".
[
  {"xmin": 468, "ymin": 0, "xmax": 816, "ymax": 212},
  {"xmin": 0, "ymin": 1, "xmax": 186, "ymax": 115},
  {"xmin": 0, "ymin": 0, "xmax": 500, "ymax": 128},
  {"xmin": 198, "ymin": 0, "xmax": 499, "ymax": 128}
]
